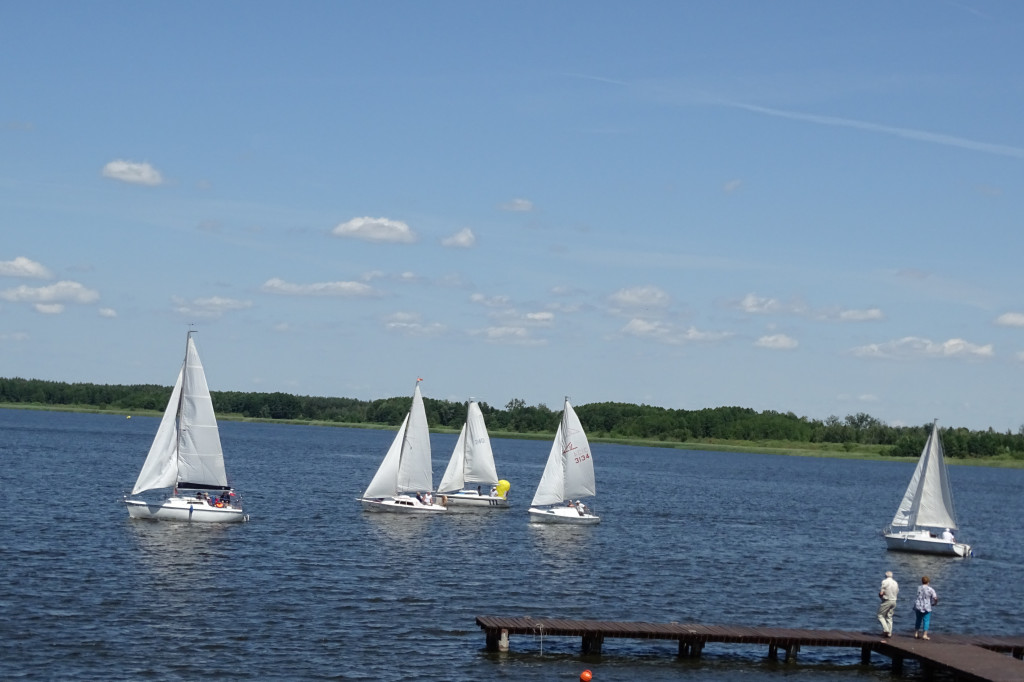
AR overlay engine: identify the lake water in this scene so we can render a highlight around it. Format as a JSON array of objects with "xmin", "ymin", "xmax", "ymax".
[{"xmin": 1, "ymin": 408, "xmax": 1022, "ymax": 681}]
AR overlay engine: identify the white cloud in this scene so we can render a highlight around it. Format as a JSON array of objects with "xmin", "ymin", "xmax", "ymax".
[
  {"xmin": 0, "ymin": 280, "xmax": 99, "ymax": 304},
  {"xmin": 331, "ymin": 217, "xmax": 416, "ymax": 243},
  {"xmin": 441, "ymin": 227, "xmax": 476, "ymax": 248},
  {"xmin": 0, "ymin": 257, "xmax": 52, "ymax": 279},
  {"xmin": 384, "ymin": 312, "xmax": 446, "ymax": 337},
  {"xmin": 623, "ymin": 318, "xmax": 672, "ymax": 340},
  {"xmin": 737, "ymin": 293, "xmax": 785, "ymax": 314},
  {"xmin": 756, "ymin": 334, "xmax": 798, "ymax": 350},
  {"xmin": 851, "ymin": 336, "xmax": 994, "ymax": 360},
  {"xmin": 609, "ymin": 285, "xmax": 670, "ymax": 309},
  {"xmin": 499, "ymin": 198, "xmax": 534, "ymax": 212},
  {"xmin": 172, "ymin": 296, "xmax": 252, "ymax": 319},
  {"xmin": 623, "ymin": 318, "xmax": 732, "ymax": 345},
  {"xmin": 488, "ymin": 309, "xmax": 556, "ymax": 328},
  {"xmin": 101, "ymin": 159, "xmax": 164, "ymax": 186},
  {"xmin": 35, "ymin": 303, "xmax": 64, "ymax": 314},
  {"xmin": 98, "ymin": 307, "xmax": 117, "ymax": 318},
  {"xmin": 995, "ymin": 312, "xmax": 1024, "ymax": 327},
  {"xmin": 473, "ymin": 325, "xmax": 546, "ymax": 346},
  {"xmin": 261, "ymin": 278, "xmax": 378, "ymax": 297},
  {"xmin": 736, "ymin": 294, "xmax": 880, "ymax": 322},
  {"xmin": 836, "ymin": 308, "xmax": 883, "ymax": 321},
  {"xmin": 470, "ymin": 292, "xmax": 511, "ymax": 307}
]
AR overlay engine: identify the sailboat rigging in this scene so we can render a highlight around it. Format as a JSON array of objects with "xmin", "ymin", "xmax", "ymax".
[
  {"xmin": 527, "ymin": 397, "xmax": 599, "ymax": 524},
  {"xmin": 358, "ymin": 379, "xmax": 447, "ymax": 513},
  {"xmin": 436, "ymin": 399, "xmax": 510, "ymax": 508},
  {"xmin": 123, "ymin": 331, "xmax": 245, "ymax": 523},
  {"xmin": 883, "ymin": 420, "xmax": 971, "ymax": 557}
]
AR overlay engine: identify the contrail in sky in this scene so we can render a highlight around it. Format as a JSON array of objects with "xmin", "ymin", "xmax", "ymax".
[
  {"xmin": 724, "ymin": 100, "xmax": 1024, "ymax": 159},
  {"xmin": 565, "ymin": 72, "xmax": 1024, "ymax": 160}
]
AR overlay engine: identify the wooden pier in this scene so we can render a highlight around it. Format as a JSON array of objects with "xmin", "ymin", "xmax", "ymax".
[{"xmin": 476, "ymin": 616, "xmax": 1024, "ymax": 681}]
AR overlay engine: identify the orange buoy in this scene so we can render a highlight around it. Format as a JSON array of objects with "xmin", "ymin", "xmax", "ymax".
[{"xmin": 580, "ymin": 670, "xmax": 593, "ymax": 682}]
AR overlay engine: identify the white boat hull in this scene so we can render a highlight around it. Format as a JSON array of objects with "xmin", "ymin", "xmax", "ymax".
[
  {"xmin": 124, "ymin": 497, "xmax": 246, "ymax": 523},
  {"xmin": 884, "ymin": 529, "xmax": 972, "ymax": 557},
  {"xmin": 359, "ymin": 494, "xmax": 448, "ymax": 514},
  {"xmin": 441, "ymin": 490, "xmax": 509, "ymax": 508},
  {"xmin": 527, "ymin": 505, "xmax": 600, "ymax": 525}
]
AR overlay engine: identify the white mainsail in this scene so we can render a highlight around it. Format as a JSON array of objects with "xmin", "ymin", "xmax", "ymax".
[
  {"xmin": 891, "ymin": 421, "xmax": 958, "ymax": 530},
  {"xmin": 437, "ymin": 400, "xmax": 499, "ymax": 493},
  {"xmin": 176, "ymin": 336, "xmax": 228, "ymax": 488},
  {"xmin": 363, "ymin": 382, "xmax": 434, "ymax": 498},
  {"xmin": 132, "ymin": 335, "xmax": 228, "ymax": 494},
  {"xmin": 531, "ymin": 399, "xmax": 596, "ymax": 506}
]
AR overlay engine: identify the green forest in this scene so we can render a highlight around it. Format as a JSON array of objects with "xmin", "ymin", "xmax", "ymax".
[{"xmin": 2, "ymin": 376, "xmax": 1023, "ymax": 461}]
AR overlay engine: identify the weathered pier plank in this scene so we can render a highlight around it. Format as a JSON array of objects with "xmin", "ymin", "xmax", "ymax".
[
  {"xmin": 476, "ymin": 616, "xmax": 1024, "ymax": 681},
  {"xmin": 877, "ymin": 639, "xmax": 1024, "ymax": 682}
]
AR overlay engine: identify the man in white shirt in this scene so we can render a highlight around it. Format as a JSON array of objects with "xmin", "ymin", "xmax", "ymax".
[
  {"xmin": 942, "ymin": 528, "xmax": 955, "ymax": 542},
  {"xmin": 877, "ymin": 570, "xmax": 899, "ymax": 637}
]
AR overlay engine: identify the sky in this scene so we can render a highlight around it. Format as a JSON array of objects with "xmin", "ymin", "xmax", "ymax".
[{"xmin": 2, "ymin": 2, "xmax": 1023, "ymax": 432}]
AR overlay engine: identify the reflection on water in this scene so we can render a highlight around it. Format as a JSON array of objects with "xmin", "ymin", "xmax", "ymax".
[
  {"xmin": 128, "ymin": 521, "xmax": 238, "ymax": 580},
  {"xmin": 360, "ymin": 511, "xmax": 439, "ymax": 548},
  {"xmin": 527, "ymin": 522, "xmax": 595, "ymax": 573}
]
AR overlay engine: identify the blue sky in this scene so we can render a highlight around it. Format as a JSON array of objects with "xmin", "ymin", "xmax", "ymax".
[{"xmin": 2, "ymin": 2, "xmax": 1023, "ymax": 432}]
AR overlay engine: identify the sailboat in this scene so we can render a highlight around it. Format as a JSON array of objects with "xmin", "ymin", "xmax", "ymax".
[
  {"xmin": 123, "ymin": 332, "xmax": 245, "ymax": 523},
  {"xmin": 436, "ymin": 399, "xmax": 510, "ymax": 508},
  {"xmin": 883, "ymin": 420, "xmax": 972, "ymax": 557},
  {"xmin": 527, "ymin": 397, "xmax": 599, "ymax": 524},
  {"xmin": 358, "ymin": 379, "xmax": 447, "ymax": 513}
]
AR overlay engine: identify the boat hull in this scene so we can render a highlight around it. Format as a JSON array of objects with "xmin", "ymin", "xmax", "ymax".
[
  {"xmin": 440, "ymin": 490, "xmax": 509, "ymax": 508},
  {"xmin": 527, "ymin": 505, "xmax": 600, "ymax": 525},
  {"xmin": 124, "ymin": 497, "xmax": 246, "ymax": 523},
  {"xmin": 359, "ymin": 495, "xmax": 448, "ymax": 513},
  {"xmin": 884, "ymin": 530, "xmax": 972, "ymax": 557}
]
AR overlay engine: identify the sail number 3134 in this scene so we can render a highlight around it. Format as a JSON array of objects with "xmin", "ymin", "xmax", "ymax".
[{"xmin": 574, "ymin": 452, "xmax": 591, "ymax": 464}]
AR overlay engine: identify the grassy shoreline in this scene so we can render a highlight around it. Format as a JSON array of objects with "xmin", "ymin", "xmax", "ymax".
[{"xmin": 4, "ymin": 402, "xmax": 1023, "ymax": 467}]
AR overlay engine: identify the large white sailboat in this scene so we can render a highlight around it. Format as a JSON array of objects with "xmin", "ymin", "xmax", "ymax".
[
  {"xmin": 359, "ymin": 379, "xmax": 447, "ymax": 513},
  {"xmin": 527, "ymin": 398, "xmax": 599, "ymax": 524},
  {"xmin": 123, "ymin": 332, "xmax": 245, "ymax": 523},
  {"xmin": 436, "ymin": 400, "xmax": 510, "ymax": 508},
  {"xmin": 883, "ymin": 420, "xmax": 972, "ymax": 557}
]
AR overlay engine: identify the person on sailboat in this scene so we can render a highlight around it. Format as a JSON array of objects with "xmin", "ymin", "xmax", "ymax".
[
  {"xmin": 876, "ymin": 571, "xmax": 898, "ymax": 637},
  {"xmin": 942, "ymin": 528, "xmax": 955, "ymax": 542}
]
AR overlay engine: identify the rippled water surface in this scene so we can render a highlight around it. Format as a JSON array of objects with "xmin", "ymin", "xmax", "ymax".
[{"xmin": 1, "ymin": 408, "xmax": 1022, "ymax": 681}]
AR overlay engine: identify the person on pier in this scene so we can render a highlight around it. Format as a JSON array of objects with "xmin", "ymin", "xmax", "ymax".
[
  {"xmin": 877, "ymin": 570, "xmax": 899, "ymax": 637},
  {"xmin": 914, "ymin": 576, "xmax": 939, "ymax": 640}
]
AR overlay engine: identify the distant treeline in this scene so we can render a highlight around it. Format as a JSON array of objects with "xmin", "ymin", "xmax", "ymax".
[{"xmin": 3, "ymin": 376, "xmax": 1023, "ymax": 460}]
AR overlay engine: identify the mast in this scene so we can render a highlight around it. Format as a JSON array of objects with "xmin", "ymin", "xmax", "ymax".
[
  {"xmin": 173, "ymin": 329, "xmax": 194, "ymax": 487},
  {"xmin": 398, "ymin": 377, "xmax": 421, "ymax": 476}
]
